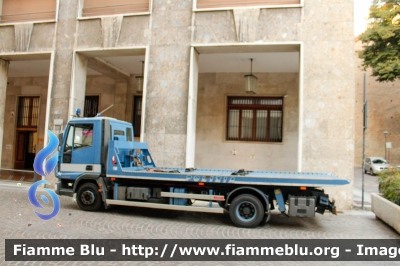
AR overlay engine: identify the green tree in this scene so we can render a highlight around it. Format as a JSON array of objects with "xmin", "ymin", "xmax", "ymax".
[{"xmin": 359, "ymin": 0, "xmax": 400, "ymax": 82}]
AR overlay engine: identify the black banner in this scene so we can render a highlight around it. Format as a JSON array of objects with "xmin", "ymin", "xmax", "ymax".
[{"xmin": 5, "ymin": 239, "xmax": 400, "ymax": 261}]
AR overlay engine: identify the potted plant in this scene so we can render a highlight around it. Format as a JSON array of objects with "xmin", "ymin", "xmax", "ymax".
[{"xmin": 371, "ymin": 169, "xmax": 400, "ymax": 234}]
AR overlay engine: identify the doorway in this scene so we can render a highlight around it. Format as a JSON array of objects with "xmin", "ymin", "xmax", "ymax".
[
  {"xmin": 14, "ymin": 96, "xmax": 40, "ymax": 170},
  {"xmin": 14, "ymin": 131, "xmax": 37, "ymax": 169},
  {"xmin": 133, "ymin": 96, "xmax": 142, "ymax": 138}
]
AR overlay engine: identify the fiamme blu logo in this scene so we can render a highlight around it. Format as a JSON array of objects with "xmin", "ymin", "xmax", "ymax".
[{"xmin": 28, "ymin": 130, "xmax": 60, "ymax": 220}]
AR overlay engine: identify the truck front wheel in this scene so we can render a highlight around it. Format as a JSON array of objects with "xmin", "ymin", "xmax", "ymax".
[
  {"xmin": 76, "ymin": 183, "xmax": 103, "ymax": 211},
  {"xmin": 229, "ymin": 194, "xmax": 264, "ymax": 228}
]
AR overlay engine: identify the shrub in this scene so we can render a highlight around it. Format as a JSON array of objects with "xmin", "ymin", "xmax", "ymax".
[{"xmin": 379, "ymin": 169, "xmax": 400, "ymax": 206}]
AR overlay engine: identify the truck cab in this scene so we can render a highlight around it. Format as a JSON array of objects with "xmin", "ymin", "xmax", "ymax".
[{"xmin": 56, "ymin": 117, "xmax": 134, "ymax": 196}]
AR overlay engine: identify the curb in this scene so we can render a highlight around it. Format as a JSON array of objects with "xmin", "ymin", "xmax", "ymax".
[{"xmin": 352, "ymin": 202, "xmax": 371, "ymax": 211}]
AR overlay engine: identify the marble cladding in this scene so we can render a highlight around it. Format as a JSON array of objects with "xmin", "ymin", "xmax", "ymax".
[
  {"xmin": 0, "ymin": 23, "xmax": 55, "ymax": 52},
  {"xmin": 77, "ymin": 19, "xmax": 103, "ymax": 48},
  {"xmin": 0, "ymin": 60, "xmax": 7, "ymax": 167},
  {"xmin": 0, "ymin": 0, "xmax": 355, "ymax": 208},
  {"xmin": 14, "ymin": 23, "xmax": 33, "ymax": 52},
  {"xmin": 118, "ymin": 16, "xmax": 151, "ymax": 46},
  {"xmin": 0, "ymin": 26, "xmax": 15, "ymax": 52},
  {"xmin": 141, "ymin": 0, "xmax": 193, "ymax": 168},
  {"xmin": 29, "ymin": 23, "xmax": 56, "ymax": 51},
  {"xmin": 101, "ymin": 16, "xmax": 123, "ymax": 48},
  {"xmin": 47, "ymin": 0, "xmax": 80, "ymax": 140}
]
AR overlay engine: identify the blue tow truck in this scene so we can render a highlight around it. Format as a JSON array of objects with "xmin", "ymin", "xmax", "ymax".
[{"xmin": 55, "ymin": 116, "xmax": 349, "ymax": 228}]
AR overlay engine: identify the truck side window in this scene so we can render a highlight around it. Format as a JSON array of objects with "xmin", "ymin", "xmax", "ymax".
[
  {"xmin": 126, "ymin": 128, "xmax": 133, "ymax": 142},
  {"xmin": 114, "ymin": 130, "xmax": 124, "ymax": 136},
  {"xmin": 114, "ymin": 130, "xmax": 125, "ymax": 141},
  {"xmin": 64, "ymin": 125, "xmax": 75, "ymax": 152}
]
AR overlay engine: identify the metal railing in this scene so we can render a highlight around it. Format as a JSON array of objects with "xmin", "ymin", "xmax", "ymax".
[
  {"xmin": 82, "ymin": 3, "xmax": 149, "ymax": 17},
  {"xmin": 0, "ymin": 168, "xmax": 37, "ymax": 182},
  {"xmin": 0, "ymin": 11, "xmax": 55, "ymax": 24}
]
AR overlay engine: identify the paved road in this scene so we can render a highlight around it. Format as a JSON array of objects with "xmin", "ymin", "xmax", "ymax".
[
  {"xmin": 0, "ymin": 178, "xmax": 398, "ymax": 265},
  {"xmin": 353, "ymin": 167, "xmax": 380, "ymax": 210}
]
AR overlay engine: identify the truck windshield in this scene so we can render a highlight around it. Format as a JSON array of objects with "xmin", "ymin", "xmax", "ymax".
[{"xmin": 65, "ymin": 124, "xmax": 94, "ymax": 150}]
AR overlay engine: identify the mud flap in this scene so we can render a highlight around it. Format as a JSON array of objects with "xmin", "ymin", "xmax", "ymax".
[{"xmin": 316, "ymin": 194, "xmax": 337, "ymax": 215}]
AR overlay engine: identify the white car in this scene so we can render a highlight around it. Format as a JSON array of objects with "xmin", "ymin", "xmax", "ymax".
[{"xmin": 364, "ymin": 157, "xmax": 391, "ymax": 175}]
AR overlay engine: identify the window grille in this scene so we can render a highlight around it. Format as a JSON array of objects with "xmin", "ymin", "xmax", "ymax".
[{"xmin": 84, "ymin": 96, "xmax": 99, "ymax": 117}]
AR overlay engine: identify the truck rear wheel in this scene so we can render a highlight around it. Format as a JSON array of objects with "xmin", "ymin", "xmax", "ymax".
[
  {"xmin": 229, "ymin": 194, "xmax": 264, "ymax": 228},
  {"xmin": 76, "ymin": 183, "xmax": 103, "ymax": 211}
]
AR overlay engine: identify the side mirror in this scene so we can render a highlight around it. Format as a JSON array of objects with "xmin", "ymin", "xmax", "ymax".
[{"xmin": 58, "ymin": 133, "xmax": 63, "ymax": 146}]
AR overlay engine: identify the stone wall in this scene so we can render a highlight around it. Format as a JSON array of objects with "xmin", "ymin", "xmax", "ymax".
[
  {"xmin": 85, "ymin": 75, "xmax": 138, "ymax": 122},
  {"xmin": 1, "ymin": 77, "xmax": 48, "ymax": 168},
  {"xmin": 355, "ymin": 42, "xmax": 400, "ymax": 166},
  {"xmin": 195, "ymin": 72, "xmax": 299, "ymax": 171}
]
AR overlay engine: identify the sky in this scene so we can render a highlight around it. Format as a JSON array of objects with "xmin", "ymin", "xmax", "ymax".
[{"xmin": 354, "ymin": 0, "xmax": 374, "ymax": 36}]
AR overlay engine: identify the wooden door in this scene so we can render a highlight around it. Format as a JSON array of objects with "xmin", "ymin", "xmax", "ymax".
[{"xmin": 14, "ymin": 97, "xmax": 39, "ymax": 169}]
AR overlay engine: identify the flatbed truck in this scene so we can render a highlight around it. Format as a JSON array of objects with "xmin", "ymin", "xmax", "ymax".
[{"xmin": 55, "ymin": 116, "xmax": 349, "ymax": 228}]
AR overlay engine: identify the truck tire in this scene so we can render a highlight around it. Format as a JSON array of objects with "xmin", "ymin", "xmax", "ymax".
[
  {"xmin": 229, "ymin": 194, "xmax": 264, "ymax": 228},
  {"xmin": 76, "ymin": 183, "xmax": 103, "ymax": 211}
]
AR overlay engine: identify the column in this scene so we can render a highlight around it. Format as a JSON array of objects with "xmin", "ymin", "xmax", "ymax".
[
  {"xmin": 69, "ymin": 53, "xmax": 88, "ymax": 116},
  {"xmin": 0, "ymin": 59, "xmax": 9, "ymax": 167}
]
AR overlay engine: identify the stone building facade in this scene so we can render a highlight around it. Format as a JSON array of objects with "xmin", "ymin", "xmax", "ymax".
[
  {"xmin": 353, "ymin": 1, "xmax": 400, "ymax": 168},
  {"xmin": 354, "ymin": 42, "xmax": 400, "ymax": 167},
  {"xmin": 0, "ymin": 0, "xmax": 355, "ymax": 209}
]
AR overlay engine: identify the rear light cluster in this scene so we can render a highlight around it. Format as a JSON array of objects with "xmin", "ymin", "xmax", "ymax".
[{"xmin": 112, "ymin": 156, "xmax": 117, "ymax": 166}]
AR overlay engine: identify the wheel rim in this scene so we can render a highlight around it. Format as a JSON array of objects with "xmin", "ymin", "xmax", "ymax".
[
  {"xmin": 81, "ymin": 190, "xmax": 95, "ymax": 205},
  {"xmin": 235, "ymin": 201, "xmax": 256, "ymax": 222}
]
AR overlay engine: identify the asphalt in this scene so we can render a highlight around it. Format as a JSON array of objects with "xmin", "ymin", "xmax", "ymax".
[{"xmin": 352, "ymin": 166, "xmax": 380, "ymax": 211}]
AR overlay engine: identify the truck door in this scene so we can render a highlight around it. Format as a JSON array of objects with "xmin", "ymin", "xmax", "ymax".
[{"xmin": 60, "ymin": 122, "xmax": 101, "ymax": 178}]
